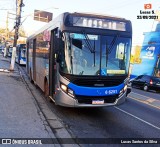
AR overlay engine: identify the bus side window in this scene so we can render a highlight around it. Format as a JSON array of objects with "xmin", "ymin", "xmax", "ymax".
[{"xmin": 21, "ymin": 48, "xmax": 26, "ymax": 58}]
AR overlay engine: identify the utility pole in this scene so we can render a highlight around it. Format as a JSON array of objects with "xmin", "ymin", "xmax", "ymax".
[
  {"xmin": 10, "ymin": 0, "xmax": 24, "ymax": 70},
  {"xmin": 5, "ymin": 11, "xmax": 9, "ymax": 41},
  {"xmin": 3, "ymin": 12, "xmax": 9, "ymax": 58}
]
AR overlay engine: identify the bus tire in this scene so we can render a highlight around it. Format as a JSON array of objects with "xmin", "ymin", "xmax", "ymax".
[
  {"xmin": 29, "ymin": 69, "xmax": 34, "ymax": 84},
  {"xmin": 44, "ymin": 80, "xmax": 52, "ymax": 102}
]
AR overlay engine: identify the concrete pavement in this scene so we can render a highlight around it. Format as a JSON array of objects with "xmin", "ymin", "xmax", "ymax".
[{"xmin": 0, "ymin": 54, "xmax": 78, "ymax": 146}]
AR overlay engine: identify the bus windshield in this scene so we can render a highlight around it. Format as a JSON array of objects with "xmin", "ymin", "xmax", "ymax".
[
  {"xmin": 21, "ymin": 47, "xmax": 26, "ymax": 58},
  {"xmin": 59, "ymin": 32, "xmax": 131, "ymax": 76}
]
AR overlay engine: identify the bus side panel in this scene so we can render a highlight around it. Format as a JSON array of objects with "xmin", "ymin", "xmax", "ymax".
[
  {"xmin": 33, "ymin": 33, "xmax": 49, "ymax": 91},
  {"xmin": 28, "ymin": 40, "xmax": 34, "ymax": 81},
  {"xmin": 26, "ymin": 42, "xmax": 29, "ymax": 74},
  {"xmin": 33, "ymin": 39, "xmax": 37, "ymax": 82}
]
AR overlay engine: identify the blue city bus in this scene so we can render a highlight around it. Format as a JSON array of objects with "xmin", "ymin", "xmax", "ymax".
[
  {"xmin": 16, "ymin": 44, "xmax": 26, "ymax": 65},
  {"xmin": 26, "ymin": 12, "xmax": 132, "ymax": 107}
]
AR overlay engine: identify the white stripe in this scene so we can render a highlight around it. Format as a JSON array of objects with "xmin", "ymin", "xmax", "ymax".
[{"xmin": 114, "ymin": 106, "xmax": 160, "ymax": 130}]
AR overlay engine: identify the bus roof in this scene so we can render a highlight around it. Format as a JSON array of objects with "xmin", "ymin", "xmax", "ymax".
[
  {"xmin": 27, "ymin": 12, "xmax": 131, "ymax": 41},
  {"xmin": 72, "ymin": 12, "xmax": 128, "ymax": 21}
]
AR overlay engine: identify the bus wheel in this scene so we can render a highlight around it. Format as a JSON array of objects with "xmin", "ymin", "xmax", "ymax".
[
  {"xmin": 30, "ymin": 69, "xmax": 34, "ymax": 83},
  {"xmin": 44, "ymin": 80, "xmax": 49, "ymax": 97},
  {"xmin": 44, "ymin": 81, "xmax": 52, "ymax": 102}
]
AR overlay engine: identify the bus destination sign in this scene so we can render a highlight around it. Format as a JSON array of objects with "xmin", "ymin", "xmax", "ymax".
[{"xmin": 72, "ymin": 16, "xmax": 126, "ymax": 31}]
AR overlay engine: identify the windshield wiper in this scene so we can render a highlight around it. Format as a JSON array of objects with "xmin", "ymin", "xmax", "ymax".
[
  {"xmin": 70, "ymin": 55, "xmax": 73, "ymax": 74},
  {"xmin": 68, "ymin": 35, "xmax": 73, "ymax": 74},
  {"xmin": 93, "ymin": 39, "xmax": 95, "ymax": 67},
  {"xmin": 108, "ymin": 34, "xmax": 119, "ymax": 53},
  {"xmin": 79, "ymin": 71, "xmax": 84, "ymax": 75},
  {"xmin": 81, "ymin": 31, "xmax": 96, "ymax": 66},
  {"xmin": 106, "ymin": 34, "xmax": 119, "ymax": 68},
  {"xmin": 82, "ymin": 31, "xmax": 94, "ymax": 53},
  {"xmin": 106, "ymin": 41, "xmax": 108, "ymax": 67}
]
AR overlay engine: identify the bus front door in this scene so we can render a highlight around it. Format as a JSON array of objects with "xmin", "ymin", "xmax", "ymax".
[{"xmin": 49, "ymin": 29, "xmax": 57, "ymax": 99}]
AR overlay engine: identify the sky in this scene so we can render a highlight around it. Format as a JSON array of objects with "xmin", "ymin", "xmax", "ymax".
[{"xmin": 0, "ymin": 0, "xmax": 160, "ymax": 47}]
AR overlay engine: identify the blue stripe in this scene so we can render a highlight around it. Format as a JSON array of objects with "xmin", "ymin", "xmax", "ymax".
[
  {"xmin": 21, "ymin": 57, "xmax": 26, "ymax": 61},
  {"xmin": 68, "ymin": 82, "xmax": 124, "ymax": 96}
]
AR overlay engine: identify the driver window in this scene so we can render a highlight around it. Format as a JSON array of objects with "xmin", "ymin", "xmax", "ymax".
[
  {"xmin": 116, "ymin": 43, "xmax": 125, "ymax": 69},
  {"xmin": 116, "ymin": 43, "xmax": 125, "ymax": 60}
]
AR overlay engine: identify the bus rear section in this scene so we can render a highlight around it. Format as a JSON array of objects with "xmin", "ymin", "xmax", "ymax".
[
  {"xmin": 16, "ymin": 44, "xmax": 26, "ymax": 65},
  {"xmin": 27, "ymin": 12, "xmax": 132, "ymax": 107}
]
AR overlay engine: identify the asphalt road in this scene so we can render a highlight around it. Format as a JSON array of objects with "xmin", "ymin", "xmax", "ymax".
[
  {"xmin": 131, "ymin": 88, "xmax": 160, "ymax": 101},
  {"xmin": 44, "ymin": 89, "xmax": 160, "ymax": 146},
  {"xmin": 19, "ymin": 65, "xmax": 160, "ymax": 146},
  {"xmin": 47, "ymin": 97, "xmax": 160, "ymax": 136}
]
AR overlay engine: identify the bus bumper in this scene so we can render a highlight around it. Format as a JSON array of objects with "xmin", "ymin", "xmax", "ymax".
[
  {"xmin": 20, "ymin": 60, "xmax": 26, "ymax": 65},
  {"xmin": 54, "ymin": 89, "xmax": 126, "ymax": 107}
]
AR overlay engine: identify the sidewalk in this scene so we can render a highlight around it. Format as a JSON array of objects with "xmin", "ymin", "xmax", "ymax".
[{"xmin": 0, "ymin": 54, "xmax": 77, "ymax": 146}]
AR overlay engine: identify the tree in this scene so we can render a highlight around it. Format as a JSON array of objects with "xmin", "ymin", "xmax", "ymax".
[
  {"xmin": 0, "ymin": 27, "xmax": 26, "ymax": 42},
  {"xmin": 0, "ymin": 28, "xmax": 6, "ymax": 34},
  {"xmin": 19, "ymin": 27, "xmax": 27, "ymax": 37},
  {"xmin": 0, "ymin": 28, "xmax": 6, "ymax": 44}
]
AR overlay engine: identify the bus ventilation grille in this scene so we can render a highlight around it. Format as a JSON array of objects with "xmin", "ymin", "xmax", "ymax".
[{"xmin": 75, "ymin": 95, "xmax": 118, "ymax": 104}]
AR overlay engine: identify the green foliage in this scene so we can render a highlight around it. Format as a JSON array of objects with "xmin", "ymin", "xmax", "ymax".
[
  {"xmin": 19, "ymin": 27, "xmax": 27, "ymax": 37},
  {"xmin": 0, "ymin": 28, "xmax": 6, "ymax": 34}
]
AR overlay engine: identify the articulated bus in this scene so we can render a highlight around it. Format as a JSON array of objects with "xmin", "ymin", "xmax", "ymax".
[
  {"xmin": 26, "ymin": 12, "xmax": 132, "ymax": 107},
  {"xmin": 16, "ymin": 44, "xmax": 26, "ymax": 65}
]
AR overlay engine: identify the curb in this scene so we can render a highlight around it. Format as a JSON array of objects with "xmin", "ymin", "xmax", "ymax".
[
  {"xmin": 18, "ymin": 65, "xmax": 80, "ymax": 146},
  {"xmin": 0, "ymin": 68, "xmax": 10, "ymax": 73}
]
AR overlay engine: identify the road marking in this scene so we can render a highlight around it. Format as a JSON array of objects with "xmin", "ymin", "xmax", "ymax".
[
  {"xmin": 146, "ymin": 98, "xmax": 156, "ymax": 103},
  {"xmin": 130, "ymin": 92, "xmax": 151, "ymax": 99},
  {"xmin": 114, "ymin": 106, "xmax": 160, "ymax": 131},
  {"xmin": 128, "ymin": 95, "xmax": 160, "ymax": 110}
]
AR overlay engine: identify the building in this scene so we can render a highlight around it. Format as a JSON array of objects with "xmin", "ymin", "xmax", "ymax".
[{"xmin": 130, "ymin": 23, "xmax": 160, "ymax": 79}]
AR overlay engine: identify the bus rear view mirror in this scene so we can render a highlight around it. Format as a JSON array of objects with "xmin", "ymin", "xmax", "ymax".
[
  {"xmin": 72, "ymin": 39, "xmax": 82, "ymax": 49},
  {"xmin": 55, "ymin": 38, "xmax": 64, "ymax": 63},
  {"xmin": 54, "ymin": 38, "xmax": 64, "ymax": 53}
]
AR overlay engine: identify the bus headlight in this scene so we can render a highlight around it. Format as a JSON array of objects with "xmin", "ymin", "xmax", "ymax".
[
  {"xmin": 60, "ymin": 83, "xmax": 75, "ymax": 98},
  {"xmin": 61, "ymin": 84, "xmax": 67, "ymax": 92}
]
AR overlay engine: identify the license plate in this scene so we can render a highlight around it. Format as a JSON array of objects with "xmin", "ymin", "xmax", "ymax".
[
  {"xmin": 92, "ymin": 100, "xmax": 104, "ymax": 105},
  {"xmin": 156, "ymin": 83, "xmax": 160, "ymax": 85}
]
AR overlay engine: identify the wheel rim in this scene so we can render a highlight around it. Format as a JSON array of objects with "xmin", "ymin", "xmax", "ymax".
[{"xmin": 144, "ymin": 85, "xmax": 148, "ymax": 91}]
